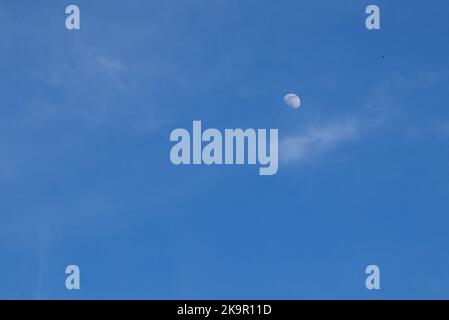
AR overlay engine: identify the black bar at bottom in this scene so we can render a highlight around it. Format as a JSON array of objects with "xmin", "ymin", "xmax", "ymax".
[{"xmin": 0, "ymin": 300, "xmax": 445, "ymax": 318}]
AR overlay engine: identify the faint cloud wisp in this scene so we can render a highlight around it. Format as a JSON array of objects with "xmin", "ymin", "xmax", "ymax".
[{"xmin": 280, "ymin": 120, "xmax": 359, "ymax": 164}]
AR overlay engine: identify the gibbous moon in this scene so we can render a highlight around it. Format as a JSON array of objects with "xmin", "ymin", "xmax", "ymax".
[{"xmin": 283, "ymin": 93, "xmax": 301, "ymax": 109}]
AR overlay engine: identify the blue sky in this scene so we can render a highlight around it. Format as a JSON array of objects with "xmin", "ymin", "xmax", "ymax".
[{"xmin": 1, "ymin": 0, "xmax": 449, "ymax": 299}]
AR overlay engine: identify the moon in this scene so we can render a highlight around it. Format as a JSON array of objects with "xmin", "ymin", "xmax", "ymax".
[{"xmin": 283, "ymin": 93, "xmax": 301, "ymax": 109}]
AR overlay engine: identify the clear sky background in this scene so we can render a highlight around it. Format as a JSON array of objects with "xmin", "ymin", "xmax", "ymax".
[{"xmin": 1, "ymin": 0, "xmax": 449, "ymax": 299}]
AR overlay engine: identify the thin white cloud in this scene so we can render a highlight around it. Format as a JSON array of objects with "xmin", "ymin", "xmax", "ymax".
[
  {"xmin": 96, "ymin": 56, "xmax": 127, "ymax": 75},
  {"xmin": 280, "ymin": 119, "xmax": 359, "ymax": 164},
  {"xmin": 279, "ymin": 70, "xmax": 445, "ymax": 166}
]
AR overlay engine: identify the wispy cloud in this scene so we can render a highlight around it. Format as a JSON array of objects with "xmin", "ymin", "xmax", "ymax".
[
  {"xmin": 278, "ymin": 75, "xmax": 401, "ymax": 166},
  {"xmin": 36, "ymin": 40, "xmax": 129, "ymax": 91},
  {"xmin": 280, "ymin": 68, "xmax": 449, "ymax": 166},
  {"xmin": 280, "ymin": 119, "xmax": 359, "ymax": 164},
  {"xmin": 96, "ymin": 56, "xmax": 127, "ymax": 75}
]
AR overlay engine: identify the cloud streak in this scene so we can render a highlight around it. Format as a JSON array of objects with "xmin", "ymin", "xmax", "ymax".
[
  {"xmin": 280, "ymin": 119, "xmax": 359, "ymax": 164},
  {"xmin": 279, "ymin": 69, "xmax": 449, "ymax": 166}
]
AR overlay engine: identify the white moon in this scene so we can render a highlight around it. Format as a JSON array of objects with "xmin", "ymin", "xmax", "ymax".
[{"xmin": 283, "ymin": 93, "xmax": 301, "ymax": 109}]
